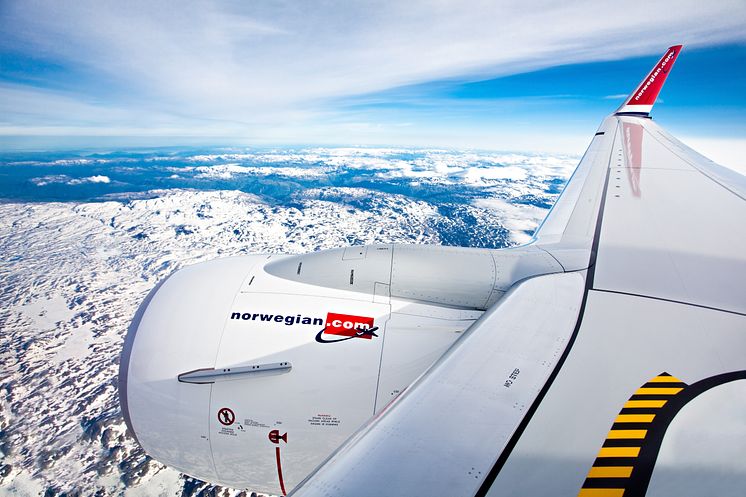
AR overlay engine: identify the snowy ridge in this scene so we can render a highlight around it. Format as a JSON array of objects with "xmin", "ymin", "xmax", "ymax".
[{"xmin": 8, "ymin": 147, "xmax": 577, "ymax": 200}]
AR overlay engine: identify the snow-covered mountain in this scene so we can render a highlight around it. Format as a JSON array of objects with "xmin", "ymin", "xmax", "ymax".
[{"xmin": 0, "ymin": 148, "xmax": 576, "ymax": 496}]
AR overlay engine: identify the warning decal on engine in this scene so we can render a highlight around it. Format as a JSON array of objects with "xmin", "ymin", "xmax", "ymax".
[
  {"xmin": 308, "ymin": 414, "xmax": 341, "ymax": 427},
  {"xmin": 244, "ymin": 418, "xmax": 270, "ymax": 429},
  {"xmin": 218, "ymin": 407, "xmax": 235, "ymax": 426}
]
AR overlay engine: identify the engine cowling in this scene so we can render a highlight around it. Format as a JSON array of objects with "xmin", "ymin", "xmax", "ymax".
[{"xmin": 119, "ymin": 244, "xmax": 561, "ymax": 493}]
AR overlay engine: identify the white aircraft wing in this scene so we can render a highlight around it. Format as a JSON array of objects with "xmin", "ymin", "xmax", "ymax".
[{"xmin": 291, "ymin": 46, "xmax": 746, "ymax": 497}]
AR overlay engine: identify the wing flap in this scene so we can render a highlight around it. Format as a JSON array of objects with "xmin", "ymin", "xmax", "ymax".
[
  {"xmin": 532, "ymin": 116, "xmax": 620, "ymax": 274},
  {"xmin": 533, "ymin": 117, "xmax": 616, "ymax": 249}
]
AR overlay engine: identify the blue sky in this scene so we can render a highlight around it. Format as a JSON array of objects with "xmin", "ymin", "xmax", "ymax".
[
  {"xmin": 1, "ymin": 1, "xmax": 745, "ymax": 166},
  {"xmin": 343, "ymin": 44, "xmax": 746, "ymax": 132},
  {"xmin": 332, "ymin": 44, "xmax": 746, "ymax": 156}
]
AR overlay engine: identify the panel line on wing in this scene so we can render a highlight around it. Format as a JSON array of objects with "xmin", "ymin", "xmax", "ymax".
[
  {"xmin": 591, "ymin": 288, "xmax": 746, "ymax": 317},
  {"xmin": 475, "ymin": 124, "xmax": 620, "ymax": 497}
]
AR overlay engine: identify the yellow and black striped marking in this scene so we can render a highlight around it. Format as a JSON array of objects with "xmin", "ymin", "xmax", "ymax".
[{"xmin": 577, "ymin": 372, "xmax": 686, "ymax": 497}]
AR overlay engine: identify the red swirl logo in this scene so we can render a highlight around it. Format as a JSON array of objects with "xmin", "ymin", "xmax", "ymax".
[{"xmin": 315, "ymin": 312, "xmax": 378, "ymax": 343}]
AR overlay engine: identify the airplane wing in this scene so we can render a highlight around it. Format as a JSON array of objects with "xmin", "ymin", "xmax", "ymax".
[{"xmin": 291, "ymin": 46, "xmax": 746, "ymax": 497}]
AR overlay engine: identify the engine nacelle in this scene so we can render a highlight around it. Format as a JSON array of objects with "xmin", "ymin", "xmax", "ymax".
[{"xmin": 119, "ymin": 244, "xmax": 562, "ymax": 493}]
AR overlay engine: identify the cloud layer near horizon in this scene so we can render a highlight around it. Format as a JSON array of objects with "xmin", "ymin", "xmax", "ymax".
[{"xmin": 1, "ymin": 0, "xmax": 745, "ymax": 148}]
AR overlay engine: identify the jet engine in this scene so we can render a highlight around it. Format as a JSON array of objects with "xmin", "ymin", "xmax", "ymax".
[{"xmin": 119, "ymin": 243, "xmax": 561, "ymax": 494}]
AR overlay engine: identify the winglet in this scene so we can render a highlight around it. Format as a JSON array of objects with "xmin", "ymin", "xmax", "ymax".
[{"xmin": 616, "ymin": 45, "xmax": 682, "ymax": 115}]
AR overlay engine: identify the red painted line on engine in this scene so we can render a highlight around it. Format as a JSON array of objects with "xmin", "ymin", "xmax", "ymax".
[{"xmin": 276, "ymin": 446, "xmax": 287, "ymax": 496}]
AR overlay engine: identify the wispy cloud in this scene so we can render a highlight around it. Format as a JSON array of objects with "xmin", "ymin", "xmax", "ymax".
[{"xmin": 1, "ymin": 0, "xmax": 745, "ymax": 148}]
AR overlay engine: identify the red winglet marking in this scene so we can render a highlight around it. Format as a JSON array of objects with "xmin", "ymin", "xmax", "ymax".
[
  {"xmin": 626, "ymin": 45, "xmax": 682, "ymax": 107},
  {"xmin": 276, "ymin": 446, "xmax": 287, "ymax": 496}
]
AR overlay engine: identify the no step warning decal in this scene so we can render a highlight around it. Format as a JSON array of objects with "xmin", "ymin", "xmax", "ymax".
[{"xmin": 217, "ymin": 407, "xmax": 235, "ymax": 426}]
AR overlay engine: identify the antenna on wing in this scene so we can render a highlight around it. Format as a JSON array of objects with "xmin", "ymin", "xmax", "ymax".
[{"xmin": 616, "ymin": 45, "xmax": 682, "ymax": 116}]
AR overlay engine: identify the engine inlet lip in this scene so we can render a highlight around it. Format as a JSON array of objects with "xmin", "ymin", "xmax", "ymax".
[{"xmin": 118, "ymin": 272, "xmax": 174, "ymax": 446}]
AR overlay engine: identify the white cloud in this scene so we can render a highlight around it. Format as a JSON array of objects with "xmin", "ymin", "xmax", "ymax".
[
  {"xmin": 83, "ymin": 175, "xmax": 111, "ymax": 184},
  {"xmin": 31, "ymin": 175, "xmax": 112, "ymax": 186},
  {"xmin": 473, "ymin": 197, "xmax": 549, "ymax": 245},
  {"xmin": 677, "ymin": 136, "xmax": 746, "ymax": 175},
  {"xmin": 0, "ymin": 0, "xmax": 744, "ymax": 146},
  {"xmin": 459, "ymin": 166, "xmax": 527, "ymax": 185}
]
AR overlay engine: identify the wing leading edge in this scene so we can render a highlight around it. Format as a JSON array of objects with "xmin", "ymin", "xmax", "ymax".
[{"xmin": 291, "ymin": 46, "xmax": 746, "ymax": 497}]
